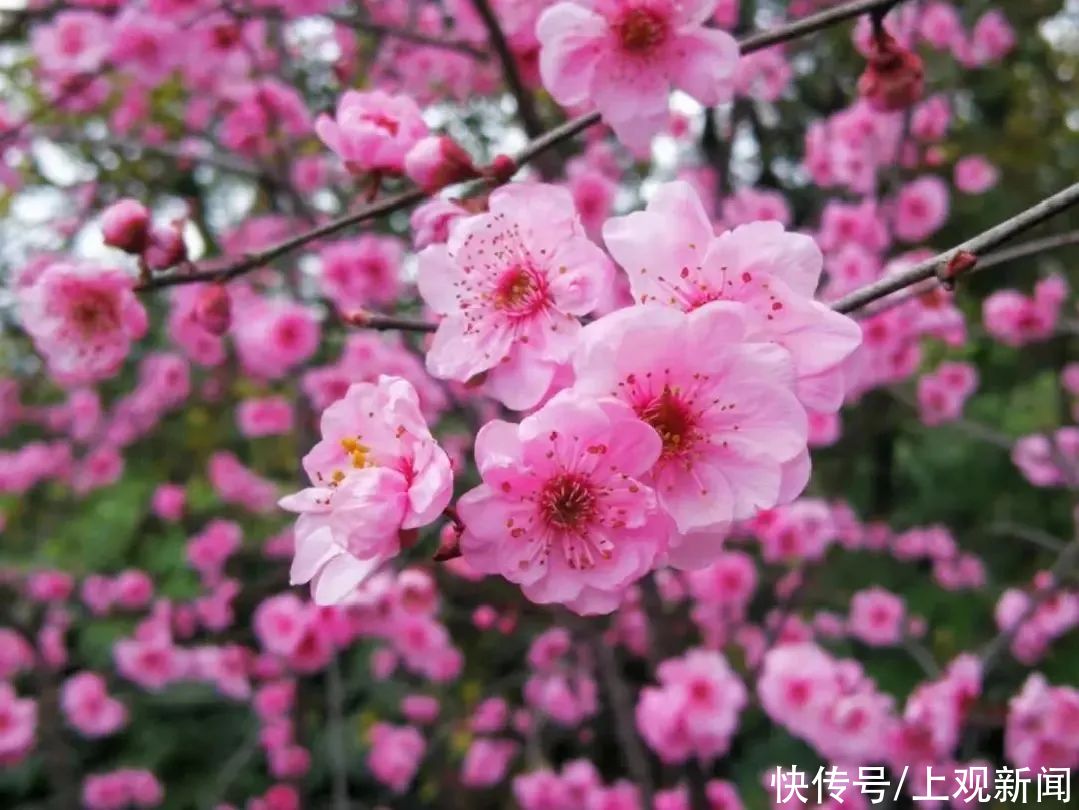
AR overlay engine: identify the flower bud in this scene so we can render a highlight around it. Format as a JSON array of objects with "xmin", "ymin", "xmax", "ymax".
[
  {"xmin": 404, "ymin": 136, "xmax": 479, "ymax": 192},
  {"xmin": 194, "ymin": 284, "xmax": 231, "ymax": 336},
  {"xmin": 144, "ymin": 223, "xmax": 187, "ymax": 270},
  {"xmin": 858, "ymin": 32, "xmax": 924, "ymax": 112},
  {"xmin": 101, "ymin": 199, "xmax": 150, "ymax": 254}
]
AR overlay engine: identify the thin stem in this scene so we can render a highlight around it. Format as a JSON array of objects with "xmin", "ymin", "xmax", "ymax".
[
  {"xmin": 469, "ymin": 0, "xmax": 546, "ymax": 140},
  {"xmin": 342, "ymin": 310, "xmax": 438, "ymax": 333},
  {"xmin": 833, "ymin": 181, "xmax": 1079, "ymax": 314},
  {"xmin": 592, "ymin": 635, "xmax": 655, "ymax": 809},
  {"xmin": 326, "ymin": 654, "xmax": 351, "ymax": 810},
  {"xmin": 739, "ymin": 0, "xmax": 901, "ymax": 52}
]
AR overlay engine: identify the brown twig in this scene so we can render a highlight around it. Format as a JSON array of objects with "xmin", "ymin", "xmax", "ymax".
[
  {"xmin": 469, "ymin": 0, "xmax": 546, "ymax": 140},
  {"xmin": 832, "ymin": 181, "xmax": 1079, "ymax": 314}
]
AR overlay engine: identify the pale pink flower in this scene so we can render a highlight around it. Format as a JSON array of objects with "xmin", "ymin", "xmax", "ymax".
[
  {"xmin": 635, "ymin": 649, "xmax": 747, "ymax": 763},
  {"xmin": 954, "ymin": 155, "xmax": 999, "ymax": 194},
  {"xmin": 571, "ymin": 302, "xmax": 809, "ymax": 568},
  {"xmin": 1012, "ymin": 428, "xmax": 1079, "ymax": 488},
  {"xmin": 893, "ymin": 176, "xmax": 950, "ymax": 243},
  {"xmin": 316, "ymin": 90, "xmax": 429, "ymax": 175},
  {"xmin": 459, "ymin": 393, "xmax": 665, "ymax": 615},
  {"xmin": 367, "ymin": 722, "xmax": 426, "ymax": 793},
  {"xmin": 109, "ymin": 12, "xmax": 178, "ymax": 85},
  {"xmin": 537, "ymin": 0, "xmax": 739, "ymax": 150},
  {"xmin": 60, "ymin": 671, "xmax": 127, "ymax": 738},
  {"xmin": 404, "ymin": 135, "xmax": 478, "ymax": 191},
  {"xmin": 603, "ymin": 181, "xmax": 862, "ymax": 413},
  {"xmin": 100, "ymin": 199, "xmax": 150, "ymax": 253},
  {"xmin": 18, "ymin": 262, "xmax": 147, "ymax": 385},
  {"xmin": 848, "ymin": 587, "xmax": 906, "ymax": 646},
  {"xmin": 279, "ymin": 377, "xmax": 453, "ymax": 604},
  {"xmin": 417, "ymin": 182, "xmax": 612, "ymax": 410}
]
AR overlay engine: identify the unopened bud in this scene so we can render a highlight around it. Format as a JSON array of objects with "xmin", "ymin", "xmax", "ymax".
[
  {"xmin": 144, "ymin": 223, "xmax": 188, "ymax": 271},
  {"xmin": 101, "ymin": 199, "xmax": 150, "ymax": 254},
  {"xmin": 858, "ymin": 31, "xmax": 924, "ymax": 112},
  {"xmin": 404, "ymin": 136, "xmax": 480, "ymax": 192},
  {"xmin": 194, "ymin": 284, "xmax": 231, "ymax": 336}
]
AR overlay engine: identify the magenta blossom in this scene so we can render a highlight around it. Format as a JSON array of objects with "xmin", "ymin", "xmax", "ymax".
[
  {"xmin": 458, "ymin": 393, "xmax": 667, "ymax": 615},
  {"xmin": 417, "ymin": 182, "xmax": 612, "ymax": 410},
  {"xmin": 537, "ymin": 0, "xmax": 739, "ymax": 151},
  {"xmin": 279, "ymin": 377, "xmax": 453, "ymax": 604}
]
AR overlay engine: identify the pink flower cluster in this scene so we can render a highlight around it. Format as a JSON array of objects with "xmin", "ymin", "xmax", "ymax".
[
  {"xmin": 635, "ymin": 649, "xmax": 746, "ymax": 763},
  {"xmin": 1006, "ymin": 674, "xmax": 1079, "ymax": 771},
  {"xmin": 983, "ymin": 275, "xmax": 1069, "ymax": 347},
  {"xmin": 82, "ymin": 768, "xmax": 163, "ymax": 810},
  {"xmin": 916, "ymin": 361, "xmax": 978, "ymax": 426}
]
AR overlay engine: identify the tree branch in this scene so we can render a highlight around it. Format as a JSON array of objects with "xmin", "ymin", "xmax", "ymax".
[
  {"xmin": 832, "ymin": 181, "xmax": 1079, "ymax": 314},
  {"xmin": 469, "ymin": 0, "xmax": 546, "ymax": 140}
]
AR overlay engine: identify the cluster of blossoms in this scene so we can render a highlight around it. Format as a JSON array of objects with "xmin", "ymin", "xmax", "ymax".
[{"xmin": 6, "ymin": 0, "xmax": 1079, "ymax": 807}]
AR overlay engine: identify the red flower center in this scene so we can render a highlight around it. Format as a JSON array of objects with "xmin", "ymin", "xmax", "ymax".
[
  {"xmin": 638, "ymin": 386, "xmax": 696, "ymax": 457},
  {"xmin": 492, "ymin": 265, "xmax": 548, "ymax": 319},
  {"xmin": 70, "ymin": 293, "xmax": 119, "ymax": 337},
  {"xmin": 539, "ymin": 473, "xmax": 598, "ymax": 532},
  {"xmin": 616, "ymin": 7, "xmax": 669, "ymax": 56}
]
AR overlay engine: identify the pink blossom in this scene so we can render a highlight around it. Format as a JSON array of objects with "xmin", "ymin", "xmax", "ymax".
[
  {"xmin": 318, "ymin": 235, "xmax": 404, "ymax": 313},
  {"xmin": 409, "ymin": 198, "xmax": 468, "ymax": 250},
  {"xmin": 966, "ymin": 10, "xmax": 1016, "ymax": 66},
  {"xmin": 736, "ymin": 46, "xmax": 792, "ymax": 102},
  {"xmin": 61, "ymin": 671, "xmax": 127, "ymax": 737},
  {"xmin": 208, "ymin": 452, "xmax": 278, "ymax": 513},
  {"xmin": 32, "ymin": 11, "xmax": 112, "ymax": 76},
  {"xmin": 759, "ymin": 643, "xmax": 895, "ymax": 765},
  {"xmin": 113, "ymin": 570, "xmax": 153, "ymax": 610},
  {"xmin": 0, "ymin": 630, "xmax": 35, "ymax": 680},
  {"xmin": 236, "ymin": 396, "xmax": 295, "ymax": 438},
  {"xmin": 571, "ymin": 303, "xmax": 809, "ymax": 568},
  {"xmin": 0, "ymin": 682, "xmax": 36, "ymax": 765},
  {"xmin": 635, "ymin": 649, "xmax": 747, "ymax": 763},
  {"xmin": 279, "ymin": 377, "xmax": 453, "ymax": 604},
  {"xmin": 460, "ymin": 394, "xmax": 665, "ymax": 614},
  {"xmin": 721, "ymin": 186, "xmax": 791, "ymax": 228},
  {"xmin": 109, "ymin": 12, "xmax": 178, "ymax": 85},
  {"xmin": 18, "ymin": 262, "xmax": 148, "ymax": 385},
  {"xmin": 417, "ymin": 182, "xmax": 612, "ymax": 410},
  {"xmin": 893, "ymin": 176, "xmax": 950, "ymax": 243},
  {"xmin": 603, "ymin": 181, "xmax": 862, "ymax": 413},
  {"xmin": 404, "ymin": 135, "xmax": 479, "ymax": 191},
  {"xmin": 1012, "ymin": 428, "xmax": 1079, "ymax": 488},
  {"xmin": 232, "ymin": 297, "xmax": 320, "ymax": 380},
  {"xmin": 910, "ymin": 94, "xmax": 950, "ymax": 142},
  {"xmin": 367, "ymin": 722, "xmax": 426, "ymax": 793},
  {"xmin": 152, "ymin": 483, "xmax": 185, "ymax": 521},
  {"xmin": 537, "ymin": 0, "xmax": 739, "ymax": 150},
  {"xmin": 983, "ymin": 274, "xmax": 1069, "ymax": 347},
  {"xmin": 1006, "ymin": 674, "xmax": 1079, "ymax": 770},
  {"xmin": 848, "ymin": 587, "xmax": 906, "ymax": 646},
  {"xmin": 26, "ymin": 570, "xmax": 74, "ymax": 602},
  {"xmin": 918, "ymin": 2, "xmax": 963, "ymax": 50},
  {"xmin": 401, "ymin": 694, "xmax": 440, "ymax": 725},
  {"xmin": 101, "ymin": 199, "xmax": 150, "ymax": 253},
  {"xmin": 916, "ymin": 361, "xmax": 978, "ymax": 426},
  {"xmin": 461, "ymin": 737, "xmax": 519, "ymax": 787},
  {"xmin": 954, "ymin": 155, "xmax": 999, "ymax": 194},
  {"xmin": 316, "ymin": 90, "xmax": 429, "ymax": 175}
]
